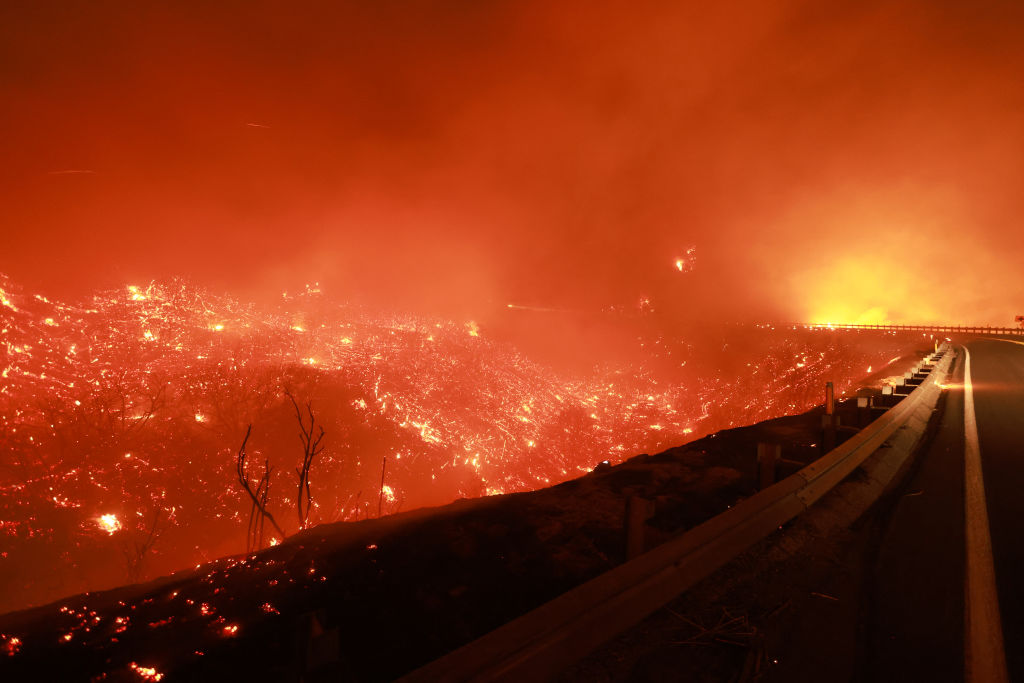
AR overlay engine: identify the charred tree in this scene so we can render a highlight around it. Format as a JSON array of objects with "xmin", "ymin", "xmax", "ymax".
[
  {"xmin": 286, "ymin": 391, "xmax": 326, "ymax": 531},
  {"xmin": 236, "ymin": 425, "xmax": 285, "ymax": 551},
  {"xmin": 121, "ymin": 505, "xmax": 164, "ymax": 582}
]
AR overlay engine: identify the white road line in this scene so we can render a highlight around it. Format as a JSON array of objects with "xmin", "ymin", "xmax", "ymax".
[{"xmin": 962, "ymin": 346, "xmax": 1009, "ymax": 683}]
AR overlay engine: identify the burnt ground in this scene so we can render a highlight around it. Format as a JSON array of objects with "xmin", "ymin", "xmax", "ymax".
[{"xmin": 0, "ymin": 350, "xmax": 933, "ymax": 682}]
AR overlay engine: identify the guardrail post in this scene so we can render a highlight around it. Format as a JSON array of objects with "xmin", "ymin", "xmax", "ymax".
[
  {"xmin": 625, "ymin": 496, "xmax": 654, "ymax": 560},
  {"xmin": 757, "ymin": 443, "xmax": 781, "ymax": 489},
  {"xmin": 823, "ymin": 382, "xmax": 837, "ymax": 451},
  {"xmin": 856, "ymin": 396, "xmax": 870, "ymax": 426}
]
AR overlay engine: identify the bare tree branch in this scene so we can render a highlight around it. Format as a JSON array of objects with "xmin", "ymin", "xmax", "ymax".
[
  {"xmin": 285, "ymin": 391, "xmax": 325, "ymax": 530},
  {"xmin": 121, "ymin": 505, "xmax": 165, "ymax": 582},
  {"xmin": 236, "ymin": 425, "xmax": 284, "ymax": 551}
]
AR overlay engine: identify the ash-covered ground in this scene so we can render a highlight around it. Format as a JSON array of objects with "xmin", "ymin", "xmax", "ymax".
[
  {"xmin": 0, "ymin": 344, "xmax": 932, "ymax": 682},
  {"xmin": 1, "ymin": 274, "xmax": 930, "ymax": 616}
]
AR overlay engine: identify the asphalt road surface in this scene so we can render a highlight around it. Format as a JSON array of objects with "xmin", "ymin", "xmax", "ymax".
[
  {"xmin": 969, "ymin": 338, "xmax": 1024, "ymax": 681},
  {"xmin": 867, "ymin": 338, "xmax": 1023, "ymax": 682}
]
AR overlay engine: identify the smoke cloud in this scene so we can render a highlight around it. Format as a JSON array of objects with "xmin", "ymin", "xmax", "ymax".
[{"xmin": 2, "ymin": 0, "xmax": 1023, "ymax": 324}]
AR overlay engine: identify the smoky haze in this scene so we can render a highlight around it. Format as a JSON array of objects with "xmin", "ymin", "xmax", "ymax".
[{"xmin": 2, "ymin": 0, "xmax": 1023, "ymax": 325}]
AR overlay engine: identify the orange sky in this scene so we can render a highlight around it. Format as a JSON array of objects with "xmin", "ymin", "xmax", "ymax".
[{"xmin": 2, "ymin": 0, "xmax": 1023, "ymax": 324}]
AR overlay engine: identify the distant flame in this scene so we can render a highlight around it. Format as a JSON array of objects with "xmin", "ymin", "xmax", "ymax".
[
  {"xmin": 4, "ymin": 636, "xmax": 21, "ymax": 656},
  {"xmin": 673, "ymin": 246, "xmax": 696, "ymax": 273},
  {"xmin": 0, "ymin": 288, "xmax": 18, "ymax": 312},
  {"xmin": 97, "ymin": 514, "xmax": 121, "ymax": 535},
  {"xmin": 130, "ymin": 662, "xmax": 163, "ymax": 681}
]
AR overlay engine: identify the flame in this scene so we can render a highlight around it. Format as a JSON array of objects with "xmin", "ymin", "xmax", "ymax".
[
  {"xmin": 673, "ymin": 246, "xmax": 696, "ymax": 273},
  {"xmin": 0, "ymin": 288, "xmax": 18, "ymax": 312},
  {"xmin": 0, "ymin": 274, "xmax": 925, "ymax": 612},
  {"xmin": 3, "ymin": 636, "xmax": 21, "ymax": 656},
  {"xmin": 130, "ymin": 663, "xmax": 164, "ymax": 681},
  {"xmin": 97, "ymin": 514, "xmax": 121, "ymax": 535}
]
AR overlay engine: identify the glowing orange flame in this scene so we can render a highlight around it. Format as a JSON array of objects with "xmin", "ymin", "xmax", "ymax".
[
  {"xmin": 97, "ymin": 514, "xmax": 121, "ymax": 535},
  {"xmin": 130, "ymin": 662, "xmax": 164, "ymax": 681}
]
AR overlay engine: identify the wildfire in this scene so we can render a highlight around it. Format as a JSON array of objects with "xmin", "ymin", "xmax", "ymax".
[
  {"xmin": 0, "ymin": 287, "xmax": 18, "ymax": 311},
  {"xmin": 673, "ymin": 246, "xmax": 696, "ymax": 273},
  {"xmin": 0, "ymin": 272, "xmax": 925, "ymax": 614},
  {"xmin": 3, "ymin": 635, "xmax": 21, "ymax": 656},
  {"xmin": 130, "ymin": 662, "xmax": 164, "ymax": 681},
  {"xmin": 97, "ymin": 514, "xmax": 122, "ymax": 535}
]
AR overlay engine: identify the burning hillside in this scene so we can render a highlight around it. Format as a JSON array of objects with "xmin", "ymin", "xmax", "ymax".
[{"xmin": 1, "ymin": 274, "xmax": 927, "ymax": 613}]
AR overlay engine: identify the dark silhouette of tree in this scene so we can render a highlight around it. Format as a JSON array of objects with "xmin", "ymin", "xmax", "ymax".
[
  {"xmin": 286, "ymin": 391, "xmax": 326, "ymax": 530},
  {"xmin": 236, "ymin": 426, "xmax": 284, "ymax": 551},
  {"xmin": 121, "ymin": 506, "xmax": 164, "ymax": 582}
]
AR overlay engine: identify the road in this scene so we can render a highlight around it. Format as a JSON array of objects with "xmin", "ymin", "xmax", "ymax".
[
  {"xmin": 524, "ymin": 338, "xmax": 1024, "ymax": 683},
  {"xmin": 866, "ymin": 338, "xmax": 1024, "ymax": 682}
]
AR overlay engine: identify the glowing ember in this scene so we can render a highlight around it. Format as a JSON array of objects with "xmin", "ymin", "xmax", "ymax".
[
  {"xmin": 130, "ymin": 662, "xmax": 164, "ymax": 681},
  {"xmin": 97, "ymin": 514, "xmax": 122, "ymax": 535},
  {"xmin": 222, "ymin": 624, "xmax": 239, "ymax": 636},
  {"xmin": 673, "ymin": 246, "xmax": 696, "ymax": 273},
  {"xmin": 3, "ymin": 636, "xmax": 21, "ymax": 656},
  {"xmin": 0, "ymin": 287, "xmax": 19, "ymax": 312},
  {"xmin": 0, "ymin": 273, "xmax": 924, "ymax": 613}
]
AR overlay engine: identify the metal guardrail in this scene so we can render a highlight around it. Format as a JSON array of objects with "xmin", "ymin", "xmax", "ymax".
[
  {"xmin": 791, "ymin": 323, "xmax": 1023, "ymax": 335},
  {"xmin": 398, "ymin": 345, "xmax": 953, "ymax": 683}
]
